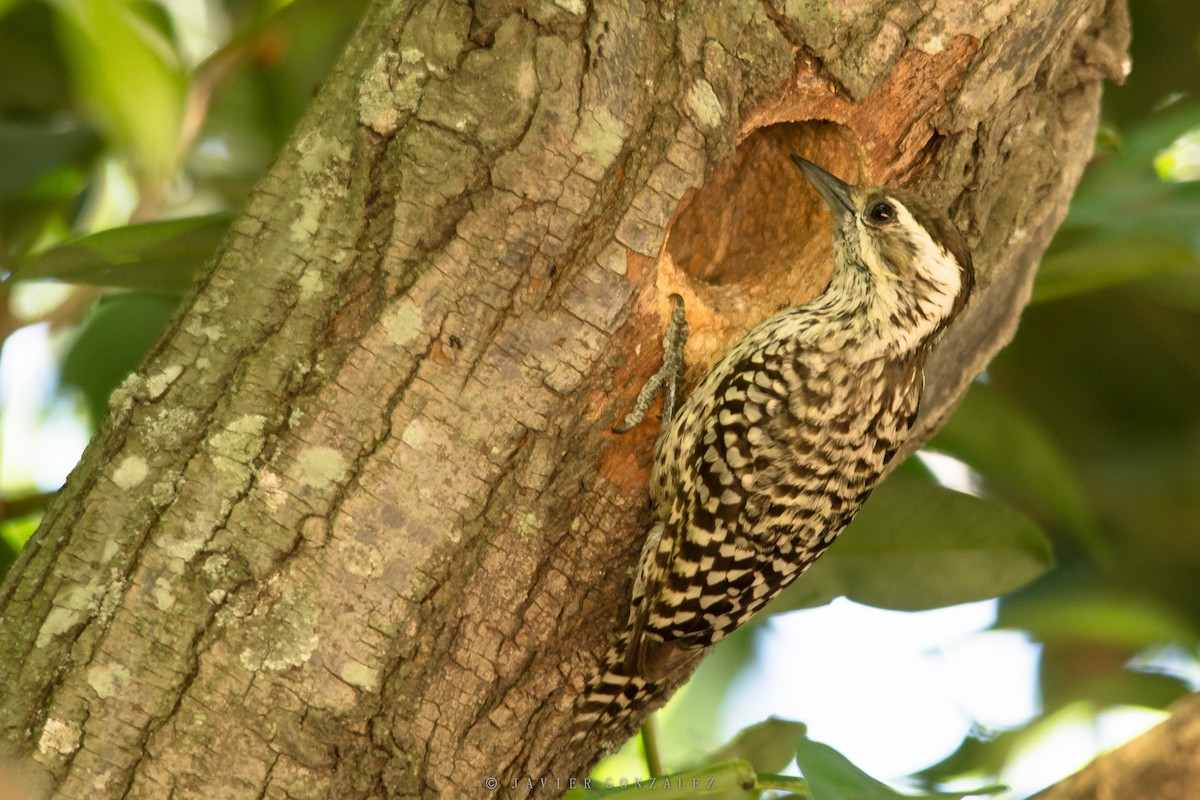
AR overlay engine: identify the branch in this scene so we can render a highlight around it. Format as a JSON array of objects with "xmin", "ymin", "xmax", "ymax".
[{"xmin": 1031, "ymin": 693, "xmax": 1200, "ymax": 800}]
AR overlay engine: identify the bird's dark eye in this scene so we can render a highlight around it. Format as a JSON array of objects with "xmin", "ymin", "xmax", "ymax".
[{"xmin": 866, "ymin": 200, "xmax": 896, "ymax": 224}]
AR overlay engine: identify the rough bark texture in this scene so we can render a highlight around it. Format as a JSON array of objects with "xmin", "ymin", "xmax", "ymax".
[
  {"xmin": 1032, "ymin": 693, "xmax": 1200, "ymax": 800},
  {"xmin": 0, "ymin": 0, "xmax": 1128, "ymax": 798}
]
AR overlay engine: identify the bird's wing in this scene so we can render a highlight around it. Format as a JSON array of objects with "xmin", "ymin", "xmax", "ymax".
[{"xmin": 626, "ymin": 352, "xmax": 797, "ymax": 680}]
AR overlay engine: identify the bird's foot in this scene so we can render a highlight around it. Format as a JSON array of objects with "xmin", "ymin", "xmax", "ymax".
[{"xmin": 614, "ymin": 293, "xmax": 688, "ymax": 433}]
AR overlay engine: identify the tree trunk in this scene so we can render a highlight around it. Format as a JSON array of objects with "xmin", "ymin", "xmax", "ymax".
[
  {"xmin": 1032, "ymin": 693, "xmax": 1200, "ymax": 800},
  {"xmin": 0, "ymin": 0, "xmax": 1128, "ymax": 798}
]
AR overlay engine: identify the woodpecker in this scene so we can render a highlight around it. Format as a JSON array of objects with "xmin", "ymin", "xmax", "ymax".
[{"xmin": 575, "ymin": 155, "xmax": 975, "ymax": 737}]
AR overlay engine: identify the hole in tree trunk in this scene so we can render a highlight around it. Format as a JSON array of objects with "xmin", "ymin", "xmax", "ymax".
[{"xmin": 665, "ymin": 122, "xmax": 862, "ymax": 315}]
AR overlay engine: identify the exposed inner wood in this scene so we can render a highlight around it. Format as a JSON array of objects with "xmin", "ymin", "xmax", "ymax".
[{"xmin": 667, "ymin": 121, "xmax": 858, "ymax": 295}]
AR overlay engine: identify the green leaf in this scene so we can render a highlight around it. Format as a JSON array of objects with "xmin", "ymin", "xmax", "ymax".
[
  {"xmin": 53, "ymin": 0, "xmax": 186, "ymax": 180},
  {"xmin": 795, "ymin": 738, "xmax": 1004, "ymax": 800},
  {"xmin": 0, "ymin": 512, "xmax": 41, "ymax": 583},
  {"xmin": 912, "ymin": 731, "xmax": 1020, "ymax": 787},
  {"xmin": 1066, "ymin": 668, "xmax": 1190, "ymax": 712},
  {"xmin": 1066, "ymin": 104, "xmax": 1200, "ymax": 232},
  {"xmin": 60, "ymin": 293, "xmax": 179, "ymax": 422},
  {"xmin": 0, "ymin": 2, "xmax": 74, "ymax": 115},
  {"xmin": 1155, "ymin": 127, "xmax": 1200, "ymax": 182},
  {"xmin": 0, "ymin": 182, "xmax": 84, "ymax": 267},
  {"xmin": 9, "ymin": 213, "xmax": 232, "ymax": 293},
  {"xmin": 0, "ymin": 525, "xmax": 18, "ymax": 581},
  {"xmin": 769, "ymin": 475, "xmax": 1053, "ymax": 613},
  {"xmin": 1033, "ymin": 229, "xmax": 1198, "ymax": 303},
  {"xmin": 1031, "ymin": 104, "xmax": 1200, "ymax": 302},
  {"xmin": 999, "ymin": 591, "xmax": 1200, "ymax": 652},
  {"xmin": 795, "ymin": 739, "xmax": 898, "ymax": 800},
  {"xmin": 928, "ymin": 384, "xmax": 1102, "ymax": 555},
  {"xmin": 0, "ymin": 118, "xmax": 98, "ymax": 196},
  {"xmin": 704, "ymin": 718, "xmax": 809, "ymax": 774}
]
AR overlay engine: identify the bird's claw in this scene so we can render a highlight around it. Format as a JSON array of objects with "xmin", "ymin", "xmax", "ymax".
[{"xmin": 614, "ymin": 294, "xmax": 688, "ymax": 434}]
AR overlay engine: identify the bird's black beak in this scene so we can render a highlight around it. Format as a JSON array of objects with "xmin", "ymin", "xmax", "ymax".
[{"xmin": 791, "ymin": 154, "xmax": 856, "ymax": 223}]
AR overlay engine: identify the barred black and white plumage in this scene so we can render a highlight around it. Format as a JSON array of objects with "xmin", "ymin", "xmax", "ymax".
[{"xmin": 575, "ymin": 156, "xmax": 974, "ymax": 737}]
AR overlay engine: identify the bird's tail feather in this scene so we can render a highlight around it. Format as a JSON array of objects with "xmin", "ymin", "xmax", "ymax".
[{"xmin": 571, "ymin": 642, "xmax": 659, "ymax": 743}]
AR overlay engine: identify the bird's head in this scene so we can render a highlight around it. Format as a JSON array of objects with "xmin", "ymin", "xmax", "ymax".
[{"xmin": 790, "ymin": 154, "xmax": 974, "ymax": 343}]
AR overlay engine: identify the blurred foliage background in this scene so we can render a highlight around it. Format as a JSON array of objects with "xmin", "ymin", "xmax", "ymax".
[{"xmin": 0, "ymin": 1, "xmax": 1197, "ymax": 798}]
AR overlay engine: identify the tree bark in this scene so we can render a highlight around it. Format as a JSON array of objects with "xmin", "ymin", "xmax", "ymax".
[
  {"xmin": 0, "ymin": 0, "xmax": 1128, "ymax": 798},
  {"xmin": 1032, "ymin": 693, "xmax": 1200, "ymax": 800}
]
